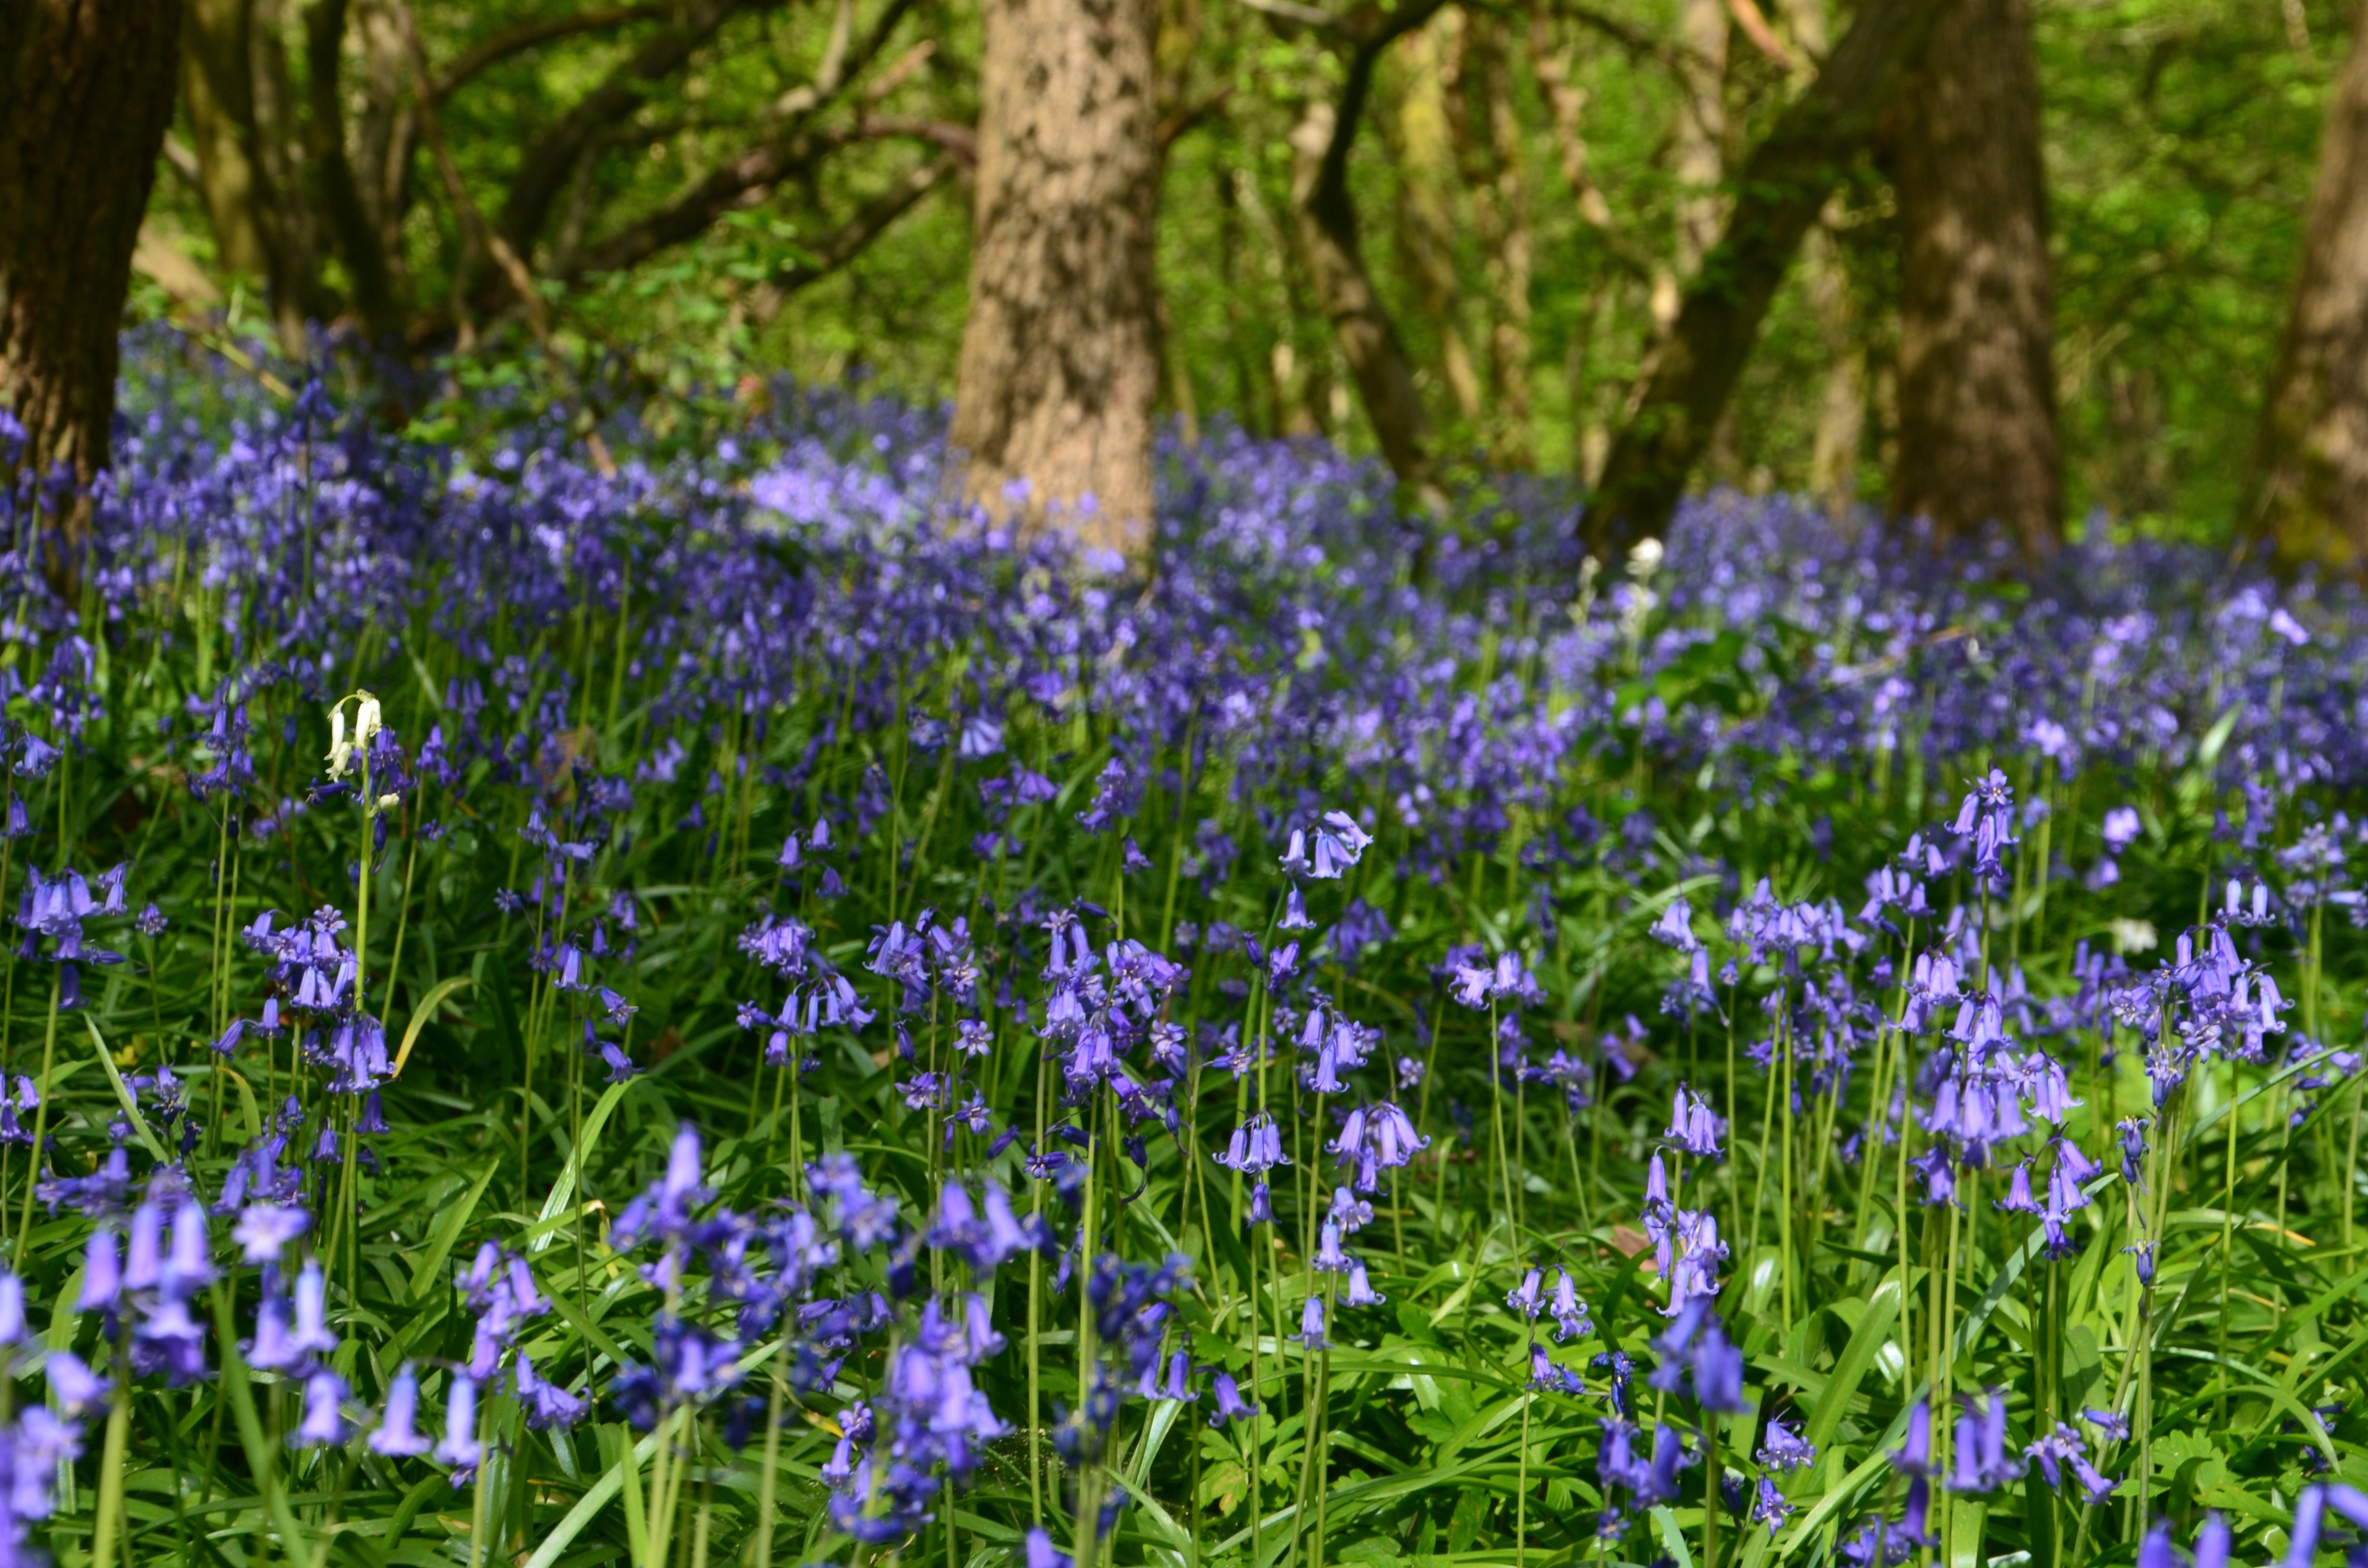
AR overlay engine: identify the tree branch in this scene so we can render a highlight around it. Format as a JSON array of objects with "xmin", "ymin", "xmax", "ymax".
[
  {"xmin": 431, "ymin": 4, "xmax": 671, "ymax": 101},
  {"xmin": 1726, "ymin": 0, "xmax": 1805, "ymax": 72},
  {"xmin": 1521, "ymin": 0, "xmax": 1704, "ymax": 75},
  {"xmin": 1310, "ymin": 0, "xmax": 1452, "ymax": 228},
  {"xmin": 498, "ymin": 0, "xmax": 760, "ymax": 257},
  {"xmin": 561, "ymin": 115, "xmax": 971, "ymax": 280},
  {"xmin": 747, "ymin": 155, "xmax": 956, "ymax": 323},
  {"xmin": 1159, "ymin": 87, "xmax": 1233, "ymax": 149},
  {"xmin": 1233, "ymin": 0, "xmax": 1345, "ymax": 33}
]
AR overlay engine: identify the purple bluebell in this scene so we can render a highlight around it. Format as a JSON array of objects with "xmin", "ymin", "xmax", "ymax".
[{"xmin": 370, "ymin": 1364, "xmax": 432, "ymax": 1457}]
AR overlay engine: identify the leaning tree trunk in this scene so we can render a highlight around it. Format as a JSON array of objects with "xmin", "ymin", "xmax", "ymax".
[
  {"xmin": 950, "ymin": 0, "xmax": 1162, "ymax": 562},
  {"xmin": 0, "ymin": 0, "xmax": 180, "ymax": 503},
  {"xmin": 1584, "ymin": 0, "xmax": 1944, "ymax": 557},
  {"xmin": 1288, "ymin": 0, "xmax": 1449, "ymax": 504},
  {"xmin": 2248, "ymin": 0, "xmax": 2368, "ymax": 569},
  {"xmin": 1889, "ymin": 0, "xmax": 2060, "ymax": 554}
]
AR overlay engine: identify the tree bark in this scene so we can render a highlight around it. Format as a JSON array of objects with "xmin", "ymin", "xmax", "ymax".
[
  {"xmin": 498, "ymin": 0, "xmax": 752, "ymax": 262},
  {"xmin": 182, "ymin": 0, "xmax": 276, "ymax": 278},
  {"xmin": 2248, "ymin": 0, "xmax": 2368, "ymax": 569},
  {"xmin": 304, "ymin": 0, "xmax": 404, "ymax": 339},
  {"xmin": 1673, "ymin": 0, "xmax": 1728, "ymax": 276},
  {"xmin": 1468, "ymin": 13, "xmax": 1534, "ymax": 465},
  {"xmin": 1777, "ymin": 0, "xmax": 1865, "ymax": 513},
  {"xmin": 950, "ymin": 0, "xmax": 1163, "ymax": 560},
  {"xmin": 1285, "ymin": 0, "xmax": 1447, "ymax": 501},
  {"xmin": 1389, "ymin": 18, "xmax": 1482, "ymax": 422},
  {"xmin": 1804, "ymin": 213, "xmax": 1864, "ymax": 511},
  {"xmin": 1584, "ymin": 0, "xmax": 1942, "ymax": 557},
  {"xmin": 1889, "ymin": 0, "xmax": 2059, "ymax": 553},
  {"xmin": 0, "ymin": 0, "xmax": 180, "ymax": 496}
]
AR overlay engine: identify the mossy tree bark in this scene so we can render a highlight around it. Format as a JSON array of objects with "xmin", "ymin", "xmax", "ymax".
[
  {"xmin": 2249, "ymin": 0, "xmax": 2368, "ymax": 570},
  {"xmin": 1584, "ymin": 0, "xmax": 1943, "ymax": 559}
]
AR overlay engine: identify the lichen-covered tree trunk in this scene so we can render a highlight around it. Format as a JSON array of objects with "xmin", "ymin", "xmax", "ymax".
[
  {"xmin": 1388, "ymin": 20, "xmax": 1482, "ymax": 423},
  {"xmin": 1673, "ymin": 0, "xmax": 1728, "ymax": 276},
  {"xmin": 2248, "ymin": 0, "xmax": 2368, "ymax": 569},
  {"xmin": 950, "ymin": 0, "xmax": 1162, "ymax": 562},
  {"xmin": 1469, "ymin": 14, "xmax": 1534, "ymax": 466},
  {"xmin": 1889, "ymin": 0, "xmax": 2060, "ymax": 554},
  {"xmin": 0, "ymin": 0, "xmax": 180, "ymax": 498},
  {"xmin": 1585, "ymin": 0, "xmax": 1943, "ymax": 557},
  {"xmin": 1804, "ymin": 215, "xmax": 1865, "ymax": 512}
]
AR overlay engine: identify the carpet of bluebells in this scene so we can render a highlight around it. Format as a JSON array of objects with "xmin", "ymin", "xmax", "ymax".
[{"xmin": 6, "ymin": 332, "xmax": 2368, "ymax": 1568}]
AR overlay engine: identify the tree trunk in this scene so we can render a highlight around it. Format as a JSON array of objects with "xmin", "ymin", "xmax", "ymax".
[
  {"xmin": 1469, "ymin": 13, "xmax": 1534, "ymax": 465},
  {"xmin": 249, "ymin": 0, "xmax": 328, "ymax": 349},
  {"xmin": 950, "ymin": 0, "xmax": 1162, "ymax": 561},
  {"xmin": 0, "ymin": 0, "xmax": 179, "ymax": 498},
  {"xmin": 1778, "ymin": 0, "xmax": 1864, "ymax": 514},
  {"xmin": 1584, "ymin": 0, "xmax": 1943, "ymax": 557},
  {"xmin": 1389, "ymin": 18, "xmax": 1482, "ymax": 423},
  {"xmin": 1674, "ymin": 0, "xmax": 1728, "ymax": 276},
  {"xmin": 2248, "ymin": 0, "xmax": 2368, "ymax": 569},
  {"xmin": 183, "ymin": 0, "xmax": 277, "ymax": 278},
  {"xmin": 304, "ymin": 0, "xmax": 403, "ymax": 339},
  {"xmin": 1291, "ymin": 98, "xmax": 1434, "ymax": 495},
  {"xmin": 1889, "ymin": 0, "xmax": 2060, "ymax": 554},
  {"xmin": 1804, "ymin": 213, "xmax": 1865, "ymax": 512},
  {"xmin": 1285, "ymin": 0, "xmax": 1447, "ymax": 502}
]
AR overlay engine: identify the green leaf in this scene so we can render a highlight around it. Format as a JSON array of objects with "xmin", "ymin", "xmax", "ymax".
[
  {"xmin": 392, "ymin": 974, "xmax": 472, "ymax": 1080},
  {"xmin": 533, "ymin": 1078, "xmax": 632, "ymax": 1252},
  {"xmin": 1805, "ymin": 1282, "xmax": 1898, "ymax": 1455},
  {"xmin": 84, "ymin": 1017, "xmax": 168, "ymax": 1164},
  {"xmin": 407, "ymin": 1160, "xmax": 498, "ymax": 1306}
]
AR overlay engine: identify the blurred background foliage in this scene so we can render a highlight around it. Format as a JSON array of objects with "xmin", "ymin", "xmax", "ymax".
[{"xmin": 123, "ymin": 0, "xmax": 2343, "ymax": 535}]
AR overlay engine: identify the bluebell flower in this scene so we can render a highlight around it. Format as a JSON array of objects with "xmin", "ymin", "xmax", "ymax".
[
  {"xmin": 234, "ymin": 1201, "xmax": 308, "ymax": 1262},
  {"xmin": 1207, "ymin": 1371, "xmax": 1258, "ymax": 1427},
  {"xmin": 1995, "ymin": 1162, "xmax": 2040, "ymax": 1215},
  {"xmin": 1529, "ymin": 1343, "xmax": 1586, "ymax": 1394},
  {"xmin": 1215, "ymin": 1112, "xmax": 1288, "ymax": 1175},
  {"xmin": 515, "ymin": 1349, "xmax": 589, "ymax": 1430},
  {"xmin": 1550, "ymin": 1268, "xmax": 1591, "ymax": 1341},
  {"xmin": 370, "ymin": 1364, "xmax": 432, "ymax": 1457},
  {"xmin": 1758, "ymin": 1417, "xmax": 1813, "ymax": 1473},
  {"xmin": 1293, "ymin": 1296, "xmax": 1328, "ymax": 1349},
  {"xmin": 2081, "ymin": 1407, "xmax": 2129, "ymax": 1442},
  {"xmin": 296, "ymin": 1370, "xmax": 349, "ymax": 1446},
  {"xmin": 1022, "ymin": 1527, "xmax": 1073, "ymax": 1568},
  {"xmin": 2025, "ymin": 1422, "xmax": 2117, "ymax": 1504},
  {"xmin": 1947, "ymin": 1390, "xmax": 2019, "ymax": 1493},
  {"xmin": 76, "ymin": 1229, "xmax": 121, "ymax": 1313},
  {"xmin": 1893, "ymin": 1397, "xmax": 1933, "ymax": 1477},
  {"xmin": 45, "ymin": 1349, "xmax": 105, "ymax": 1417},
  {"xmin": 1648, "ymin": 896, "xmax": 1699, "ymax": 953},
  {"xmin": 1751, "ymin": 1476, "xmax": 1791, "ymax": 1537},
  {"xmin": 2194, "ymin": 1512, "xmax": 2231, "ymax": 1568},
  {"xmin": 436, "ymin": 1374, "xmax": 482, "ymax": 1478},
  {"xmin": 1664, "ymin": 1082, "xmax": 1724, "ymax": 1157}
]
